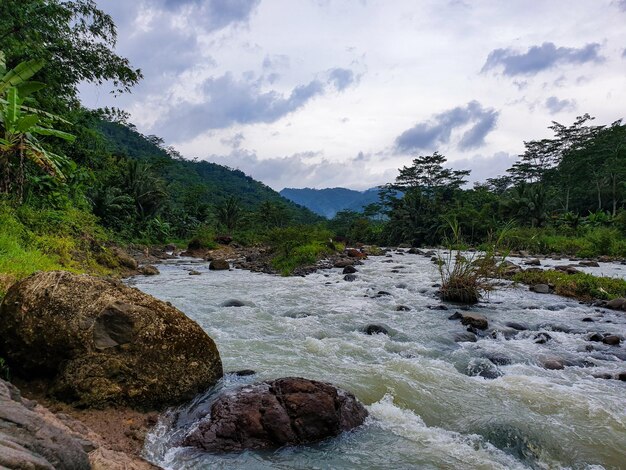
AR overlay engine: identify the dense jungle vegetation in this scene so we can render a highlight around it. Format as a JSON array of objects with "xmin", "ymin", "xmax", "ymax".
[{"xmin": 0, "ymin": 0, "xmax": 625, "ymax": 290}]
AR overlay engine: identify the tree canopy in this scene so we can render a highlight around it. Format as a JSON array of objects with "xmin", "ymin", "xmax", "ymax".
[{"xmin": 0, "ymin": 0, "xmax": 142, "ymax": 110}]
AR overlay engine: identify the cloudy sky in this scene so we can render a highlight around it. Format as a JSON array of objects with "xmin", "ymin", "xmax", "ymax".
[{"xmin": 81, "ymin": 0, "xmax": 626, "ymax": 191}]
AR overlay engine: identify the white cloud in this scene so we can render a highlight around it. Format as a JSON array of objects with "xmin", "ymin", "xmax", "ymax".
[{"xmin": 82, "ymin": 0, "xmax": 626, "ymax": 189}]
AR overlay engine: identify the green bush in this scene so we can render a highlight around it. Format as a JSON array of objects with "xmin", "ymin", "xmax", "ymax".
[
  {"xmin": 187, "ymin": 225, "xmax": 218, "ymax": 250},
  {"xmin": 267, "ymin": 225, "xmax": 335, "ymax": 275}
]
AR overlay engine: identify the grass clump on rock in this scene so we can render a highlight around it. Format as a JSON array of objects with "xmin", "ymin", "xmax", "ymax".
[{"xmin": 438, "ymin": 219, "xmax": 509, "ymax": 304}]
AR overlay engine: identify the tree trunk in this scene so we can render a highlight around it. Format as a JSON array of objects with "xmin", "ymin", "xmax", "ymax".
[
  {"xmin": 18, "ymin": 141, "xmax": 25, "ymax": 203},
  {"xmin": 596, "ymin": 180, "xmax": 602, "ymax": 211},
  {"xmin": 611, "ymin": 174, "xmax": 617, "ymax": 217}
]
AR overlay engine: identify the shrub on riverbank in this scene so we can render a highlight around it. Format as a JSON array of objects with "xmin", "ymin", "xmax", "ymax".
[
  {"xmin": 0, "ymin": 203, "xmax": 114, "ymax": 297},
  {"xmin": 513, "ymin": 270, "xmax": 626, "ymax": 301},
  {"xmin": 500, "ymin": 226, "xmax": 626, "ymax": 258},
  {"xmin": 266, "ymin": 225, "xmax": 335, "ymax": 275}
]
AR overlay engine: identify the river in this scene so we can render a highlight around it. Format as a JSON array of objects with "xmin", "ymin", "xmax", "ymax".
[{"xmin": 128, "ymin": 250, "xmax": 626, "ymax": 469}]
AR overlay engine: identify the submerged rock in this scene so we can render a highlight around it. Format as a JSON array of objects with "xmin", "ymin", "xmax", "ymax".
[
  {"xmin": 181, "ymin": 377, "xmax": 368, "ymax": 453},
  {"xmin": 0, "ymin": 271, "xmax": 223, "ymax": 409},
  {"xmin": 189, "ymin": 270, "xmax": 202, "ymax": 275},
  {"xmin": 467, "ymin": 358, "xmax": 502, "ymax": 379},
  {"xmin": 454, "ymin": 332, "xmax": 477, "ymax": 342},
  {"xmin": 220, "ymin": 299, "xmax": 248, "ymax": 307},
  {"xmin": 505, "ymin": 321, "xmax": 529, "ymax": 331},
  {"xmin": 342, "ymin": 265, "xmax": 357, "ymax": 274},
  {"xmin": 344, "ymin": 274, "xmax": 357, "ymax": 282},
  {"xmin": 534, "ymin": 332, "xmax": 553, "ymax": 344},
  {"xmin": 363, "ymin": 324, "xmax": 389, "ymax": 335}
]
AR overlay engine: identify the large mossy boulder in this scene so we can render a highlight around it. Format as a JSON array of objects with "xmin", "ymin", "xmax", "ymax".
[
  {"xmin": 182, "ymin": 377, "xmax": 368, "ymax": 453},
  {"xmin": 0, "ymin": 271, "xmax": 223, "ymax": 409}
]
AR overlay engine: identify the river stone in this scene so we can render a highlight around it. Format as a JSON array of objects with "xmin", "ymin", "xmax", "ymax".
[
  {"xmin": 460, "ymin": 313, "xmax": 488, "ymax": 330},
  {"xmin": 344, "ymin": 274, "xmax": 357, "ymax": 282},
  {"xmin": 140, "ymin": 265, "xmax": 160, "ymax": 276},
  {"xmin": 181, "ymin": 377, "xmax": 368, "ymax": 453},
  {"xmin": 588, "ymin": 333, "xmax": 604, "ymax": 342},
  {"xmin": 602, "ymin": 335, "xmax": 622, "ymax": 346},
  {"xmin": 542, "ymin": 359, "xmax": 564, "ymax": 370},
  {"xmin": 0, "ymin": 379, "xmax": 90, "ymax": 470},
  {"xmin": 363, "ymin": 324, "xmax": 389, "ymax": 335},
  {"xmin": 346, "ymin": 249, "xmax": 365, "ymax": 259},
  {"xmin": 579, "ymin": 260, "xmax": 600, "ymax": 267},
  {"xmin": 484, "ymin": 353, "xmax": 512, "ymax": 366},
  {"xmin": 467, "ymin": 358, "xmax": 502, "ymax": 379},
  {"xmin": 505, "ymin": 321, "xmax": 529, "ymax": 331},
  {"xmin": 395, "ymin": 305, "xmax": 411, "ymax": 311},
  {"xmin": 189, "ymin": 270, "xmax": 202, "ymax": 275},
  {"xmin": 0, "ymin": 271, "xmax": 223, "ymax": 409},
  {"xmin": 524, "ymin": 258, "xmax": 541, "ymax": 266},
  {"xmin": 534, "ymin": 332, "xmax": 552, "ymax": 344},
  {"xmin": 209, "ymin": 259, "xmax": 230, "ymax": 270},
  {"xmin": 220, "ymin": 299, "xmax": 247, "ymax": 307},
  {"xmin": 454, "ymin": 332, "xmax": 477, "ymax": 342},
  {"xmin": 606, "ymin": 298, "xmax": 626, "ymax": 311},
  {"xmin": 530, "ymin": 284, "xmax": 551, "ymax": 294},
  {"xmin": 342, "ymin": 265, "xmax": 357, "ymax": 274}
]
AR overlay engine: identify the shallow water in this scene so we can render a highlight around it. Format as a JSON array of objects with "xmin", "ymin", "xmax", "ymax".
[{"xmin": 130, "ymin": 251, "xmax": 626, "ymax": 469}]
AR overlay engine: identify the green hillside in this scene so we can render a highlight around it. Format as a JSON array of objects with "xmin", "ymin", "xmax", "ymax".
[{"xmin": 97, "ymin": 120, "xmax": 320, "ymax": 222}]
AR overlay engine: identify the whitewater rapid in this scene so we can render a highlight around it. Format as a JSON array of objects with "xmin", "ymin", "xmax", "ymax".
[{"xmin": 129, "ymin": 251, "xmax": 626, "ymax": 469}]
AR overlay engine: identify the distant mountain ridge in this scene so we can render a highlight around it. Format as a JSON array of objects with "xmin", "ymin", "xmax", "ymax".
[{"xmin": 279, "ymin": 187, "xmax": 381, "ymax": 219}]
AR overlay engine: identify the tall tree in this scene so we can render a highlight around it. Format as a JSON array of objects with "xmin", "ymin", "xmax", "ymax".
[
  {"xmin": 0, "ymin": 0, "xmax": 141, "ymax": 110},
  {"xmin": 394, "ymin": 152, "xmax": 470, "ymax": 193}
]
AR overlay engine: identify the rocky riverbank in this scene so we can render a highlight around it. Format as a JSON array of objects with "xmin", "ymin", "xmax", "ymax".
[
  {"xmin": 0, "ymin": 268, "xmax": 372, "ymax": 468},
  {"xmin": 0, "ymin": 270, "xmax": 224, "ymax": 469}
]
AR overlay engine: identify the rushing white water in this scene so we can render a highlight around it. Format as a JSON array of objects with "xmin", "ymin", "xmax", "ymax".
[{"xmin": 130, "ymin": 251, "xmax": 626, "ymax": 469}]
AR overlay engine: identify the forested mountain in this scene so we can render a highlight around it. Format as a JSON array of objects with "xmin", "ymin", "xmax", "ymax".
[
  {"xmin": 97, "ymin": 120, "xmax": 320, "ymax": 223},
  {"xmin": 280, "ymin": 187, "xmax": 381, "ymax": 218}
]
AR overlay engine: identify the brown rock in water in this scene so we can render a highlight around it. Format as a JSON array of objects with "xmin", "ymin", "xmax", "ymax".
[
  {"xmin": 182, "ymin": 377, "xmax": 368, "ymax": 453},
  {"xmin": 602, "ymin": 335, "xmax": 622, "ymax": 346},
  {"xmin": 0, "ymin": 271, "xmax": 223, "ymax": 409},
  {"xmin": 209, "ymin": 259, "xmax": 230, "ymax": 270},
  {"xmin": 460, "ymin": 313, "xmax": 489, "ymax": 330},
  {"xmin": 542, "ymin": 359, "xmax": 565, "ymax": 370},
  {"xmin": 346, "ymin": 249, "xmax": 366, "ymax": 259}
]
